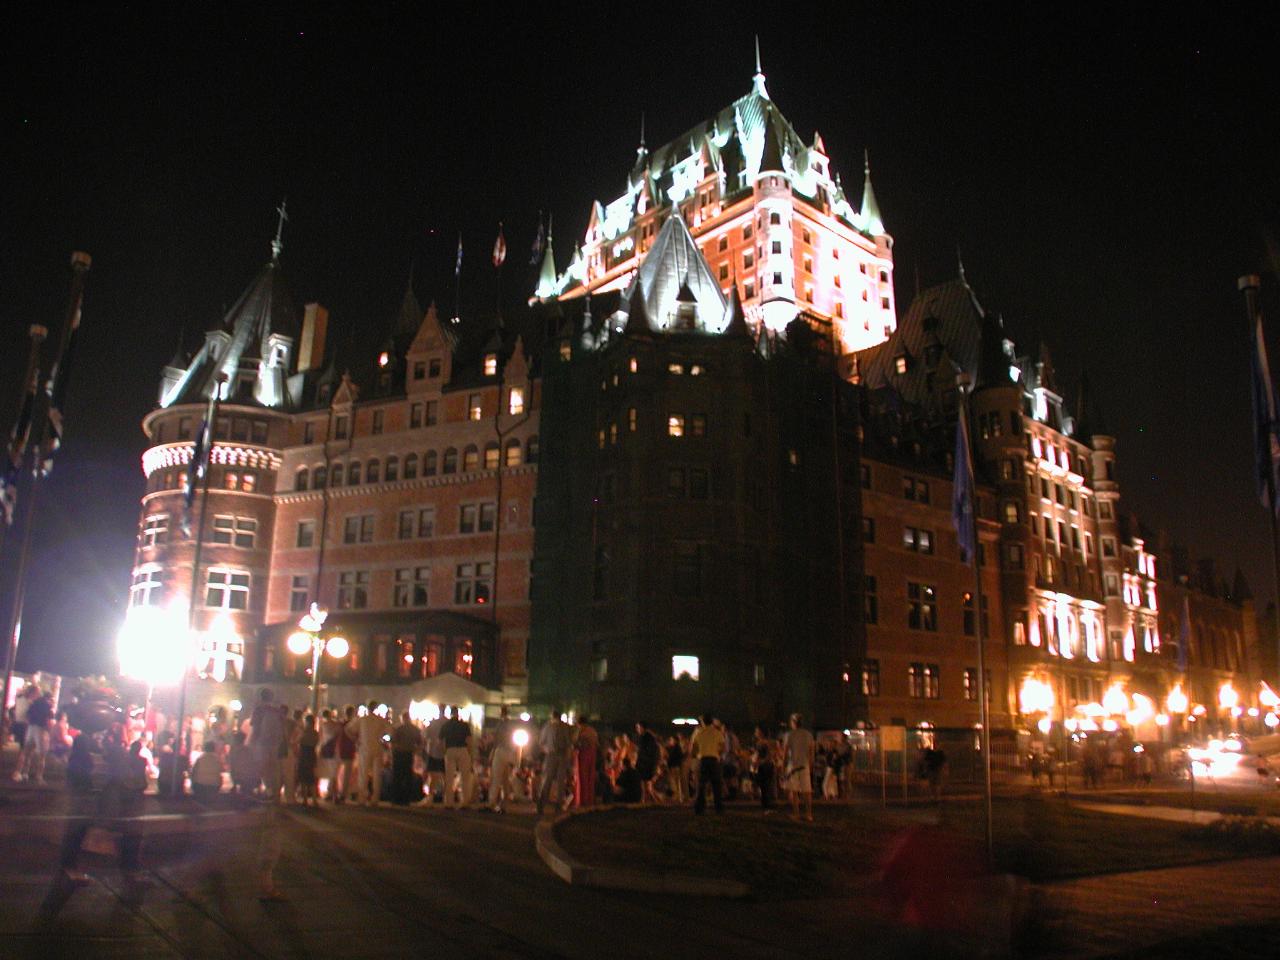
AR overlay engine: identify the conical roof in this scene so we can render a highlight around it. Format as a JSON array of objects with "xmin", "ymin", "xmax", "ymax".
[
  {"xmin": 860, "ymin": 150, "xmax": 883, "ymax": 234},
  {"xmin": 618, "ymin": 210, "xmax": 726, "ymax": 332}
]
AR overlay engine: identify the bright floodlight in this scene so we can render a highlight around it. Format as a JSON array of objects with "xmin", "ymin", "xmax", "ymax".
[
  {"xmin": 117, "ymin": 604, "xmax": 190, "ymax": 687},
  {"xmin": 287, "ymin": 631, "xmax": 313, "ymax": 655},
  {"xmin": 512, "ymin": 728, "xmax": 530, "ymax": 748},
  {"xmin": 1218, "ymin": 682, "xmax": 1239, "ymax": 710},
  {"xmin": 325, "ymin": 635, "xmax": 350, "ymax": 659}
]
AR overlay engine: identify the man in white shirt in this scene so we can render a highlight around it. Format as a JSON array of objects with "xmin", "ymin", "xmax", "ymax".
[
  {"xmin": 536, "ymin": 709, "xmax": 573, "ymax": 816},
  {"xmin": 345, "ymin": 701, "xmax": 392, "ymax": 805},
  {"xmin": 782, "ymin": 712, "xmax": 815, "ymax": 822}
]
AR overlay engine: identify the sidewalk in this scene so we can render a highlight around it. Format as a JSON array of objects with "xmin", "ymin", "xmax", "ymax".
[{"xmin": 1071, "ymin": 799, "xmax": 1280, "ymax": 827}]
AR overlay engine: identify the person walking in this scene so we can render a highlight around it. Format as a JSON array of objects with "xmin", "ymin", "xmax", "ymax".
[
  {"xmin": 318, "ymin": 708, "xmax": 340, "ymax": 797},
  {"xmin": 689, "ymin": 714, "xmax": 726, "ymax": 815},
  {"xmin": 345, "ymin": 701, "xmax": 392, "ymax": 805},
  {"xmin": 535, "ymin": 709, "xmax": 573, "ymax": 816},
  {"xmin": 782, "ymin": 712, "xmax": 815, "ymax": 822},
  {"xmin": 282, "ymin": 708, "xmax": 302, "ymax": 803},
  {"xmin": 390, "ymin": 711, "xmax": 422, "ymax": 804},
  {"xmin": 249, "ymin": 689, "xmax": 285, "ymax": 801},
  {"xmin": 489, "ymin": 706, "xmax": 519, "ymax": 812},
  {"xmin": 440, "ymin": 706, "xmax": 474, "ymax": 808},
  {"xmin": 191, "ymin": 742, "xmax": 224, "ymax": 803}
]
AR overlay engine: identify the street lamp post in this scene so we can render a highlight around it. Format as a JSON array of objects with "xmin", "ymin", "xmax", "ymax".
[{"xmin": 287, "ymin": 603, "xmax": 348, "ymax": 715}]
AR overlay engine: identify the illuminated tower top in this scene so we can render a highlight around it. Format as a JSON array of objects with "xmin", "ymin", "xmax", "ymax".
[{"xmin": 536, "ymin": 53, "xmax": 897, "ymax": 357}]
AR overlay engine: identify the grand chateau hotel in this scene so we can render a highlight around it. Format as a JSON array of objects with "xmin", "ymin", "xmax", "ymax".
[{"xmin": 129, "ymin": 64, "xmax": 1263, "ymax": 735}]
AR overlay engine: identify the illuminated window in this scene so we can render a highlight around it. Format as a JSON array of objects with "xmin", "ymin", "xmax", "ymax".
[
  {"xmin": 468, "ymin": 393, "xmax": 482, "ymax": 421},
  {"xmin": 668, "ymin": 414, "xmax": 685, "ymax": 437},
  {"xmin": 902, "ymin": 526, "xmax": 933, "ymax": 554},
  {"xmin": 672, "ymin": 654, "xmax": 700, "ymax": 681},
  {"xmin": 894, "ymin": 355, "xmax": 907, "ymax": 374},
  {"xmin": 907, "ymin": 582, "xmax": 937, "ymax": 631},
  {"xmin": 1002, "ymin": 501, "xmax": 1020, "ymax": 524},
  {"xmin": 508, "ymin": 386, "xmax": 525, "ymax": 415},
  {"xmin": 505, "ymin": 439, "xmax": 522, "ymax": 466},
  {"xmin": 628, "ymin": 407, "xmax": 637, "ymax": 432},
  {"xmin": 668, "ymin": 362, "xmax": 684, "ymax": 375},
  {"xmin": 484, "ymin": 443, "xmax": 500, "ymax": 470},
  {"xmin": 861, "ymin": 659, "xmax": 880, "ymax": 696},
  {"xmin": 463, "ymin": 445, "xmax": 479, "ymax": 471},
  {"xmin": 483, "ymin": 353, "xmax": 498, "ymax": 376}
]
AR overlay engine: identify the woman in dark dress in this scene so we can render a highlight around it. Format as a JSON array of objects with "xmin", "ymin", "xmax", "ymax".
[{"xmin": 296, "ymin": 714, "xmax": 320, "ymax": 807}]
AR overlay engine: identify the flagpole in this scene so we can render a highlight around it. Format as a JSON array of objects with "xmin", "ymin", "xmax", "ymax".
[
  {"xmin": 0, "ymin": 325, "xmax": 47, "ymax": 557},
  {"xmin": 453, "ymin": 232, "xmax": 463, "ymax": 323},
  {"xmin": 1239, "ymin": 274, "xmax": 1280, "ymax": 686},
  {"xmin": 956, "ymin": 373, "xmax": 993, "ymax": 866},
  {"xmin": 171, "ymin": 372, "xmax": 226, "ymax": 793},
  {"xmin": 1, "ymin": 253, "xmax": 90, "ymax": 746}
]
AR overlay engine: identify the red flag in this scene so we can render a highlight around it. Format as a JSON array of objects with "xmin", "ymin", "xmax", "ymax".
[{"xmin": 491, "ymin": 222, "xmax": 506, "ymax": 268}]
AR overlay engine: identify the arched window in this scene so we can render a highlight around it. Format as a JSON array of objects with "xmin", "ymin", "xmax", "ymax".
[
  {"xmin": 367, "ymin": 459, "xmax": 380, "ymax": 483},
  {"xmin": 424, "ymin": 450, "xmax": 438, "ymax": 476},
  {"xmin": 347, "ymin": 461, "xmax": 361, "ymax": 485},
  {"xmin": 403, "ymin": 453, "xmax": 418, "ymax": 479},
  {"xmin": 526, "ymin": 435, "xmax": 539, "ymax": 463},
  {"xmin": 462, "ymin": 445, "xmax": 479, "ymax": 472},
  {"xmin": 295, "ymin": 468, "xmax": 309, "ymax": 492},
  {"xmin": 483, "ymin": 442, "xmax": 499, "ymax": 470},
  {"xmin": 385, "ymin": 455, "xmax": 399, "ymax": 482},
  {"xmin": 313, "ymin": 465, "xmax": 327, "ymax": 489},
  {"xmin": 505, "ymin": 438, "xmax": 522, "ymax": 467},
  {"xmin": 442, "ymin": 448, "xmax": 457, "ymax": 474},
  {"xmin": 329, "ymin": 463, "xmax": 343, "ymax": 487}
]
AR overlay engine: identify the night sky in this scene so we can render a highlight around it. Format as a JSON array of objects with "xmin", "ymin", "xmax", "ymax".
[{"xmin": 3, "ymin": 6, "xmax": 1280, "ymax": 677}]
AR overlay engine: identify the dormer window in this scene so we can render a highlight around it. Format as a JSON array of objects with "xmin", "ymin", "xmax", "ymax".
[
  {"xmin": 894, "ymin": 355, "xmax": 908, "ymax": 375},
  {"xmin": 483, "ymin": 353, "xmax": 498, "ymax": 377},
  {"xmin": 428, "ymin": 357, "xmax": 442, "ymax": 378},
  {"xmin": 378, "ymin": 351, "xmax": 390, "ymax": 369}
]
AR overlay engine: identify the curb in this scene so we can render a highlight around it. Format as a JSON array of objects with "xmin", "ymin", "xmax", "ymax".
[{"xmin": 533, "ymin": 807, "xmax": 750, "ymax": 898}]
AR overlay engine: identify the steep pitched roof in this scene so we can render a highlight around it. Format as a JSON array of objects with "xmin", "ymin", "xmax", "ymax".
[{"xmin": 617, "ymin": 210, "xmax": 727, "ymax": 332}]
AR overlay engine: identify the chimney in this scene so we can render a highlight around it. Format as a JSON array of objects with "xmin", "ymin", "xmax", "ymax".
[{"xmin": 298, "ymin": 303, "xmax": 328, "ymax": 373}]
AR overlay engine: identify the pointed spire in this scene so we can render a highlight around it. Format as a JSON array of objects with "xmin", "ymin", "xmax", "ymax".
[
  {"xmin": 535, "ymin": 213, "xmax": 558, "ymax": 299},
  {"xmin": 395, "ymin": 261, "xmax": 423, "ymax": 339},
  {"xmin": 752, "ymin": 34, "xmax": 769, "ymax": 98},
  {"xmin": 624, "ymin": 282, "xmax": 651, "ymax": 336},
  {"xmin": 166, "ymin": 330, "xmax": 188, "ymax": 371},
  {"xmin": 860, "ymin": 151, "xmax": 883, "ymax": 234},
  {"xmin": 637, "ymin": 111, "xmax": 647, "ymax": 161},
  {"xmin": 271, "ymin": 198, "xmax": 288, "ymax": 261},
  {"xmin": 723, "ymin": 277, "xmax": 750, "ymax": 337},
  {"xmin": 956, "ymin": 244, "xmax": 967, "ymax": 283}
]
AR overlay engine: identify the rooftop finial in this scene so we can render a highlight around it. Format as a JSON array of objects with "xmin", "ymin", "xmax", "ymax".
[
  {"xmin": 752, "ymin": 35, "xmax": 769, "ymax": 98},
  {"xmin": 637, "ymin": 111, "xmax": 647, "ymax": 160},
  {"xmin": 271, "ymin": 198, "xmax": 288, "ymax": 261}
]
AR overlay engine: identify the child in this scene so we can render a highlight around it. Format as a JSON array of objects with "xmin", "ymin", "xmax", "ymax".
[{"xmin": 191, "ymin": 742, "xmax": 223, "ymax": 803}]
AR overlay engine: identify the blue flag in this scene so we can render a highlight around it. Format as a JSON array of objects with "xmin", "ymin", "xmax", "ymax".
[
  {"xmin": 952, "ymin": 409, "xmax": 977, "ymax": 564},
  {"xmin": 454, "ymin": 233, "xmax": 463, "ymax": 278},
  {"xmin": 1251, "ymin": 308, "xmax": 1280, "ymax": 515},
  {"xmin": 182, "ymin": 415, "xmax": 212, "ymax": 536}
]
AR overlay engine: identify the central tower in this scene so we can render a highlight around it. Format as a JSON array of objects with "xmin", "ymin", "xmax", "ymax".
[{"xmin": 534, "ymin": 57, "xmax": 896, "ymax": 359}]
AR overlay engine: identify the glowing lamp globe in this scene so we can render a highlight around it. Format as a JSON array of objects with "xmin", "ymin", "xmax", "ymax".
[
  {"xmin": 1102, "ymin": 683, "xmax": 1129, "ymax": 716},
  {"xmin": 325, "ymin": 635, "xmax": 350, "ymax": 659},
  {"xmin": 1218, "ymin": 682, "xmax": 1239, "ymax": 711},
  {"xmin": 287, "ymin": 631, "xmax": 313, "ymax": 656},
  {"xmin": 512, "ymin": 728, "xmax": 530, "ymax": 748},
  {"xmin": 1166, "ymin": 684, "xmax": 1189, "ymax": 715},
  {"xmin": 1266, "ymin": 713, "xmax": 1280, "ymax": 729}
]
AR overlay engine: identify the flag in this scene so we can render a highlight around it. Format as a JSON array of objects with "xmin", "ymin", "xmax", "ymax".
[
  {"xmin": 491, "ymin": 222, "xmax": 506, "ymax": 268},
  {"xmin": 3, "ymin": 335, "xmax": 43, "ymax": 525},
  {"xmin": 454, "ymin": 233, "xmax": 463, "ymax": 278},
  {"xmin": 951, "ymin": 408, "xmax": 977, "ymax": 564},
  {"xmin": 1251, "ymin": 305, "xmax": 1280, "ymax": 514},
  {"xmin": 40, "ymin": 298, "xmax": 81, "ymax": 475},
  {"xmin": 1177, "ymin": 594, "xmax": 1190, "ymax": 672},
  {"xmin": 182, "ymin": 414, "xmax": 213, "ymax": 536},
  {"xmin": 529, "ymin": 212, "xmax": 544, "ymax": 266}
]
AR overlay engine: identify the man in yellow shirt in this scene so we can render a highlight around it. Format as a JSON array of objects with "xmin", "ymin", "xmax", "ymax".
[{"xmin": 689, "ymin": 714, "xmax": 726, "ymax": 814}]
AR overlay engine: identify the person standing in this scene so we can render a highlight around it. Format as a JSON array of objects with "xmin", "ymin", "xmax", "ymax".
[
  {"xmin": 634, "ymin": 721, "xmax": 661, "ymax": 804},
  {"xmin": 333, "ymin": 705, "xmax": 357, "ymax": 802},
  {"xmin": 441, "ymin": 706, "xmax": 474, "ymax": 808},
  {"xmin": 14, "ymin": 689, "xmax": 53, "ymax": 784},
  {"xmin": 753, "ymin": 726, "xmax": 778, "ymax": 810},
  {"xmin": 422, "ymin": 706, "xmax": 447, "ymax": 803},
  {"xmin": 249, "ymin": 689, "xmax": 284, "ymax": 801},
  {"xmin": 665, "ymin": 735, "xmax": 686, "ymax": 803},
  {"xmin": 574, "ymin": 716, "xmax": 599, "ymax": 808},
  {"xmin": 782, "ymin": 712, "xmax": 815, "ymax": 822},
  {"xmin": 296, "ymin": 715, "xmax": 320, "ymax": 807},
  {"xmin": 390, "ymin": 711, "xmax": 423, "ymax": 805},
  {"xmin": 317, "ymin": 708, "xmax": 340, "ymax": 797},
  {"xmin": 536, "ymin": 709, "xmax": 573, "ymax": 816},
  {"xmin": 689, "ymin": 714, "xmax": 726, "ymax": 815},
  {"xmin": 345, "ymin": 702, "xmax": 392, "ymax": 805},
  {"xmin": 489, "ymin": 706, "xmax": 519, "ymax": 812},
  {"xmin": 191, "ymin": 742, "xmax": 224, "ymax": 803}
]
